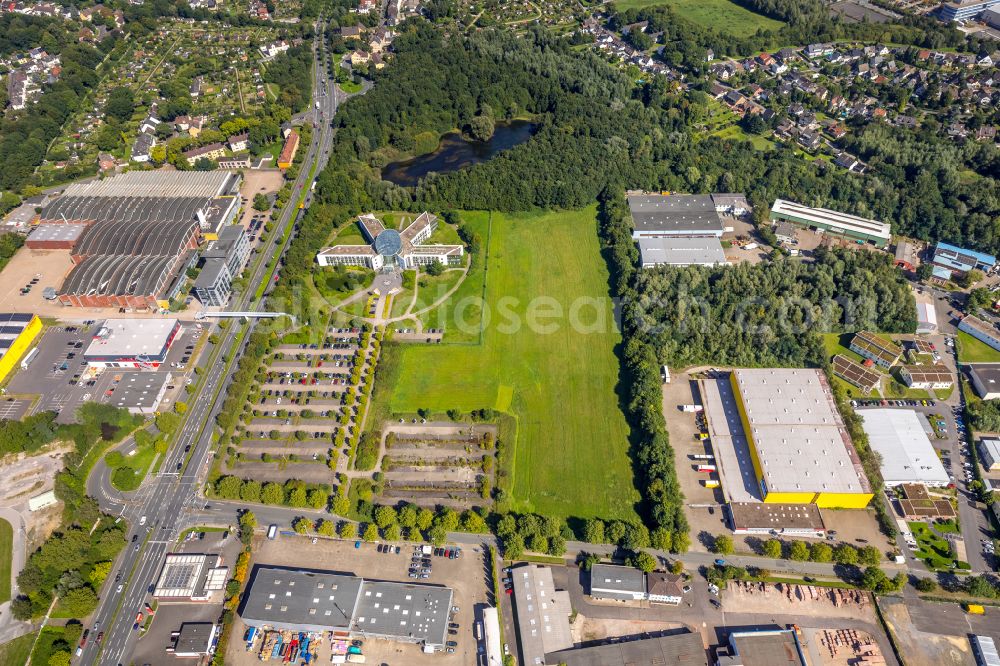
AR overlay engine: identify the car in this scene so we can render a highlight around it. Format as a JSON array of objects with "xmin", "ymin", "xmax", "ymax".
[
  {"xmin": 97, "ymin": 632, "xmax": 103, "ymax": 643},
  {"xmin": 409, "ymin": 573, "xmax": 418, "ymax": 578},
  {"xmin": 139, "ymin": 516, "xmax": 147, "ymax": 526},
  {"xmin": 505, "ymin": 587, "xmax": 512, "ymax": 595},
  {"xmin": 710, "ymin": 598, "xmax": 722, "ymax": 608},
  {"xmin": 448, "ymin": 629, "xmax": 458, "ymax": 636},
  {"xmin": 177, "ymin": 462, "xmax": 183, "ymax": 470},
  {"xmin": 714, "ymin": 559, "xmax": 726, "ymax": 566},
  {"xmin": 419, "ymin": 573, "xmax": 429, "ymax": 579},
  {"xmin": 446, "ymin": 641, "xmax": 458, "ymax": 647},
  {"xmin": 682, "ymin": 585, "xmax": 692, "ymax": 593},
  {"xmin": 116, "ymin": 584, "xmax": 123, "ymax": 593},
  {"xmin": 504, "ymin": 643, "xmax": 510, "ymax": 656},
  {"xmin": 134, "ymin": 544, "xmax": 140, "ymax": 552},
  {"xmin": 377, "ymin": 544, "xmax": 384, "ymax": 553},
  {"xmin": 449, "ymin": 623, "xmax": 460, "ymax": 629},
  {"xmin": 446, "ymin": 648, "xmax": 455, "ymax": 654},
  {"xmin": 131, "ymin": 534, "xmax": 138, "ymax": 543},
  {"xmin": 355, "ymin": 541, "xmax": 361, "ymax": 548}
]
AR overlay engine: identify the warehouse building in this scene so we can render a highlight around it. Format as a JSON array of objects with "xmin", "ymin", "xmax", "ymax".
[
  {"xmin": 979, "ymin": 438, "xmax": 1000, "ymax": 471},
  {"xmin": 194, "ymin": 225, "xmax": 251, "ymax": 307},
  {"xmin": 930, "ymin": 241, "xmax": 996, "ymax": 280},
  {"xmin": 969, "ymin": 364, "xmax": 1000, "ymax": 400},
  {"xmin": 727, "ymin": 502, "xmax": 827, "ymax": 538},
  {"xmin": 627, "ymin": 193, "xmax": 725, "ymax": 239},
  {"xmin": 83, "ymin": 319, "xmax": 181, "ymax": 369},
  {"xmin": 509, "ymin": 564, "xmax": 572, "ymax": 666},
  {"xmin": 894, "ymin": 240, "xmax": 920, "ymax": 272},
  {"xmin": 916, "ymin": 302, "xmax": 938, "ymax": 334},
  {"xmin": 729, "ymin": 368, "xmax": 873, "ymax": 507},
  {"xmin": 43, "ymin": 172, "xmax": 241, "ymax": 309},
  {"xmin": 25, "ymin": 223, "xmax": 87, "ymax": 249},
  {"xmin": 153, "ymin": 554, "xmax": 228, "ymax": 602},
  {"xmin": 108, "ymin": 372, "xmax": 173, "ymax": 415},
  {"xmin": 167, "ymin": 623, "xmax": 218, "ymax": 658},
  {"xmin": 40, "ymin": 171, "xmax": 241, "ymax": 232},
  {"xmin": 589, "ymin": 564, "xmax": 646, "ymax": 601},
  {"xmin": 857, "ymin": 409, "xmax": 949, "ymax": 486},
  {"xmin": 548, "ymin": 632, "xmax": 707, "ymax": 666},
  {"xmin": 899, "ymin": 364, "xmax": 953, "ymax": 390},
  {"xmin": 240, "ymin": 566, "xmax": 453, "ymax": 650},
  {"xmin": 0, "ymin": 313, "xmax": 41, "ymax": 383},
  {"xmin": 832, "ymin": 354, "xmax": 881, "ymax": 394},
  {"xmin": 317, "ymin": 212, "xmax": 463, "ymax": 271},
  {"xmin": 638, "ymin": 236, "xmax": 728, "ymax": 268},
  {"xmin": 769, "ymin": 199, "xmax": 891, "ymax": 248},
  {"xmin": 959, "ymin": 315, "xmax": 1000, "ymax": 353},
  {"xmin": 849, "ymin": 331, "xmax": 902, "ymax": 368},
  {"xmin": 716, "ymin": 629, "xmax": 807, "ymax": 666}
]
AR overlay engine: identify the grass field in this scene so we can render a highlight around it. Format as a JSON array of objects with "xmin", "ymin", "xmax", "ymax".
[
  {"xmin": 0, "ymin": 517, "xmax": 11, "ymax": 603},
  {"xmin": 957, "ymin": 330, "xmax": 1000, "ymax": 363},
  {"xmin": 711, "ymin": 124, "xmax": 776, "ymax": 151},
  {"xmin": 613, "ymin": 0, "xmax": 785, "ymax": 36},
  {"xmin": 387, "ymin": 208, "xmax": 640, "ymax": 520},
  {"xmin": 0, "ymin": 634, "xmax": 35, "ymax": 666}
]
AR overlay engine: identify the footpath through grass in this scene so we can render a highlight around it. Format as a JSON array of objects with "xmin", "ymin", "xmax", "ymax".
[
  {"xmin": 613, "ymin": 0, "xmax": 785, "ymax": 36},
  {"xmin": 0, "ymin": 517, "xmax": 11, "ymax": 603},
  {"xmin": 389, "ymin": 208, "xmax": 640, "ymax": 520}
]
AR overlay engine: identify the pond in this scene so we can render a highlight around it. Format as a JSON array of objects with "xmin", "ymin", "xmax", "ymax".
[{"xmin": 381, "ymin": 120, "xmax": 536, "ymax": 187}]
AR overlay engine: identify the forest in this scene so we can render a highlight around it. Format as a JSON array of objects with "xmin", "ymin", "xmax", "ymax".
[{"xmin": 624, "ymin": 244, "xmax": 917, "ymax": 368}]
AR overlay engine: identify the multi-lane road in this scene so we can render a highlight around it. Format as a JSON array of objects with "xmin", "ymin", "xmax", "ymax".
[{"xmin": 79, "ymin": 22, "xmax": 342, "ymax": 666}]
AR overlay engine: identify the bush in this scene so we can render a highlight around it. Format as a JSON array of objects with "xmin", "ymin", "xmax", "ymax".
[{"xmin": 914, "ymin": 577, "xmax": 937, "ymax": 592}]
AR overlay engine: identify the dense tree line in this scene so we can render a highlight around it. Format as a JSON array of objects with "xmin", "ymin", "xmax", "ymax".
[
  {"xmin": 0, "ymin": 14, "xmax": 79, "ymax": 58},
  {"xmin": 624, "ymin": 244, "xmax": 916, "ymax": 368},
  {"xmin": 263, "ymin": 44, "xmax": 314, "ymax": 114},
  {"xmin": 0, "ymin": 411, "xmax": 59, "ymax": 457}
]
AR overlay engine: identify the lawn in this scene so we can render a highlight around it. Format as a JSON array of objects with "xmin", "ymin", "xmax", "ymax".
[
  {"xmin": 0, "ymin": 517, "xmax": 12, "ymax": 603},
  {"xmin": 957, "ymin": 331, "xmax": 1000, "ymax": 363},
  {"xmin": 386, "ymin": 208, "xmax": 640, "ymax": 520},
  {"xmin": 908, "ymin": 521, "xmax": 962, "ymax": 571},
  {"xmin": 111, "ymin": 443, "xmax": 159, "ymax": 492},
  {"xmin": 0, "ymin": 634, "xmax": 35, "ymax": 666},
  {"xmin": 30, "ymin": 625, "xmax": 82, "ymax": 666},
  {"xmin": 711, "ymin": 124, "xmax": 775, "ymax": 151},
  {"xmin": 613, "ymin": 0, "xmax": 785, "ymax": 36}
]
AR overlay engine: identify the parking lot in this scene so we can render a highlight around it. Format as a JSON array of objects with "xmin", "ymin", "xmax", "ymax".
[
  {"xmin": 131, "ymin": 530, "xmax": 242, "ymax": 665},
  {"xmin": 226, "ymin": 535, "xmax": 491, "ymax": 666},
  {"xmin": 5, "ymin": 321, "xmax": 205, "ymax": 422}
]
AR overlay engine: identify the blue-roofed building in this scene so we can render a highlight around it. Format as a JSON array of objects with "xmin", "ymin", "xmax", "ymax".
[{"xmin": 931, "ymin": 241, "xmax": 996, "ymax": 280}]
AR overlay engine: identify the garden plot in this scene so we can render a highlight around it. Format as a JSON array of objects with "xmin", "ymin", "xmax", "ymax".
[{"xmin": 377, "ymin": 424, "xmax": 498, "ymax": 509}]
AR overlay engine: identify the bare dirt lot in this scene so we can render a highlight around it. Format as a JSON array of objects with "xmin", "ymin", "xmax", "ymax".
[
  {"xmin": 571, "ymin": 614, "xmax": 684, "ymax": 644},
  {"xmin": 226, "ymin": 535, "xmax": 491, "ymax": 666},
  {"xmin": 878, "ymin": 597, "xmax": 974, "ymax": 666},
  {"xmin": 0, "ymin": 247, "xmax": 75, "ymax": 316},
  {"xmin": 724, "ymin": 580, "xmax": 877, "ymax": 622}
]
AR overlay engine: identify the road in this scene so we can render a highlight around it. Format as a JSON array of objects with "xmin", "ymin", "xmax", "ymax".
[{"xmin": 79, "ymin": 20, "xmax": 341, "ymax": 666}]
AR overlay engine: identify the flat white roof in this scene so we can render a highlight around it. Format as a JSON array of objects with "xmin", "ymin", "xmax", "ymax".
[
  {"xmin": 638, "ymin": 236, "xmax": 727, "ymax": 267},
  {"xmin": 84, "ymin": 319, "xmax": 178, "ymax": 358},
  {"xmin": 857, "ymin": 409, "xmax": 949, "ymax": 486},
  {"xmin": 733, "ymin": 368, "xmax": 868, "ymax": 495},
  {"xmin": 771, "ymin": 199, "xmax": 891, "ymax": 241}
]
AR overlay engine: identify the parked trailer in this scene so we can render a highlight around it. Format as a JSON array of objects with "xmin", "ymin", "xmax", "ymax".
[
  {"xmin": 20, "ymin": 347, "xmax": 38, "ymax": 369},
  {"xmin": 691, "ymin": 454, "xmax": 715, "ymax": 460},
  {"xmin": 703, "ymin": 479, "xmax": 720, "ymax": 489},
  {"xmin": 696, "ymin": 465, "xmax": 717, "ymax": 473},
  {"xmin": 681, "ymin": 404, "xmax": 704, "ymax": 413},
  {"xmin": 267, "ymin": 525, "xmax": 278, "ymax": 539}
]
